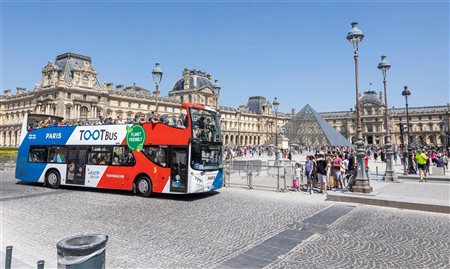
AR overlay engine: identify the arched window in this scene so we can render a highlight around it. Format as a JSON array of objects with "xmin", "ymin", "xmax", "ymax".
[
  {"xmin": 66, "ymin": 107, "xmax": 71, "ymax": 119},
  {"xmin": 80, "ymin": 106, "xmax": 89, "ymax": 119}
]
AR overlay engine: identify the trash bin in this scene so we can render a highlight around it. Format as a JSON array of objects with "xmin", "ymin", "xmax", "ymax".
[{"xmin": 57, "ymin": 234, "xmax": 108, "ymax": 269}]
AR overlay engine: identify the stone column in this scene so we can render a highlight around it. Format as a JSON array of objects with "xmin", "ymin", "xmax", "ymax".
[
  {"xmin": 74, "ymin": 105, "xmax": 78, "ymax": 119},
  {"xmin": 7, "ymin": 131, "xmax": 11, "ymax": 146}
]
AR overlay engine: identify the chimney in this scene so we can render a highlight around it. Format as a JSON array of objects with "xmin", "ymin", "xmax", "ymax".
[
  {"xmin": 4, "ymin": 89, "xmax": 12, "ymax": 96},
  {"xmin": 16, "ymin": 87, "xmax": 26, "ymax": 95},
  {"xmin": 291, "ymin": 108, "xmax": 296, "ymax": 115},
  {"xmin": 106, "ymin": 83, "xmax": 113, "ymax": 91},
  {"xmin": 116, "ymin": 84, "xmax": 124, "ymax": 91}
]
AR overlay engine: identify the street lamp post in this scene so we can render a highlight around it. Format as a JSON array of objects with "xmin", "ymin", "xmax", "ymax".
[
  {"xmin": 152, "ymin": 63, "xmax": 163, "ymax": 111},
  {"xmin": 398, "ymin": 122, "xmax": 408, "ymax": 175},
  {"xmin": 402, "ymin": 86, "xmax": 416, "ymax": 174},
  {"xmin": 347, "ymin": 22, "xmax": 371, "ymax": 193},
  {"xmin": 378, "ymin": 56, "xmax": 398, "ymax": 182},
  {"xmin": 273, "ymin": 97, "xmax": 280, "ymax": 164},
  {"xmin": 213, "ymin": 80, "xmax": 221, "ymax": 109}
]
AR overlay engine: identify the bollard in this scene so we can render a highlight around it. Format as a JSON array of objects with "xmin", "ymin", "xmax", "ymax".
[
  {"xmin": 5, "ymin": 246, "xmax": 12, "ymax": 269},
  {"xmin": 57, "ymin": 234, "xmax": 108, "ymax": 269},
  {"xmin": 37, "ymin": 260, "xmax": 45, "ymax": 269},
  {"xmin": 283, "ymin": 166, "xmax": 287, "ymax": 192},
  {"xmin": 376, "ymin": 166, "xmax": 378, "ymax": 176}
]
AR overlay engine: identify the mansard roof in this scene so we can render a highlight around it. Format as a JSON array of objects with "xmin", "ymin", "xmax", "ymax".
[
  {"xmin": 171, "ymin": 69, "xmax": 214, "ymax": 92},
  {"xmin": 122, "ymin": 84, "xmax": 150, "ymax": 95},
  {"xmin": 320, "ymin": 105, "xmax": 449, "ymax": 119},
  {"xmin": 319, "ymin": 111, "xmax": 351, "ymax": 119},
  {"xmin": 54, "ymin": 52, "xmax": 94, "ymax": 85},
  {"xmin": 391, "ymin": 105, "xmax": 449, "ymax": 115},
  {"xmin": 360, "ymin": 90, "xmax": 383, "ymax": 106},
  {"xmin": 246, "ymin": 96, "xmax": 270, "ymax": 114}
]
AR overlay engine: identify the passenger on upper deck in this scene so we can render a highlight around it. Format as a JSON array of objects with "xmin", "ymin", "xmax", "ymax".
[{"xmin": 150, "ymin": 111, "xmax": 160, "ymax": 123}]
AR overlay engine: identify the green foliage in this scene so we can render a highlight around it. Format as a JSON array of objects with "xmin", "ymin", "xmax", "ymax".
[{"xmin": 0, "ymin": 148, "xmax": 17, "ymax": 163}]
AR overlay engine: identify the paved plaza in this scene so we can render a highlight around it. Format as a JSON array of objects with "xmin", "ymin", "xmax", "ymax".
[{"xmin": 1, "ymin": 159, "xmax": 450, "ymax": 269}]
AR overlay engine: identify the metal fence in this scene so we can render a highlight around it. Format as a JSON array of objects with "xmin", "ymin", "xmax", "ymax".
[{"xmin": 224, "ymin": 159, "xmax": 299, "ymax": 191}]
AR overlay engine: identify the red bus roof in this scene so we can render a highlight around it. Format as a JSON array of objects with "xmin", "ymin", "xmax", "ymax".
[{"xmin": 182, "ymin": 102, "xmax": 205, "ymax": 109}]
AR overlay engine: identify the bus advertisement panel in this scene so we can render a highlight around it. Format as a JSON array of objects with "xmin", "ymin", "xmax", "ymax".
[{"xmin": 15, "ymin": 103, "xmax": 223, "ymax": 196}]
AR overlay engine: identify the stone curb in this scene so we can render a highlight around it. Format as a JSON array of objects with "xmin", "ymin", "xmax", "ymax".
[
  {"xmin": 326, "ymin": 192, "xmax": 450, "ymax": 214},
  {"xmin": 398, "ymin": 175, "xmax": 450, "ymax": 182}
]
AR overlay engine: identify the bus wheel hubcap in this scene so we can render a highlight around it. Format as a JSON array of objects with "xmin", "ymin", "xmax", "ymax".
[
  {"xmin": 48, "ymin": 173, "xmax": 57, "ymax": 185},
  {"xmin": 138, "ymin": 180, "xmax": 148, "ymax": 193}
]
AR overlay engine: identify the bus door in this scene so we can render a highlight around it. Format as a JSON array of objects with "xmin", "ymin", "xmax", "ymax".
[
  {"xmin": 170, "ymin": 147, "xmax": 188, "ymax": 192},
  {"xmin": 66, "ymin": 146, "xmax": 88, "ymax": 185}
]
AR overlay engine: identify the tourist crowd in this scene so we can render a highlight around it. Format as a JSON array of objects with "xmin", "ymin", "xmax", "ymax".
[{"xmin": 27, "ymin": 112, "xmax": 188, "ymax": 131}]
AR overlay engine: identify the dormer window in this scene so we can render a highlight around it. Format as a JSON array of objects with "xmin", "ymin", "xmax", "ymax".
[{"xmin": 82, "ymin": 76, "xmax": 89, "ymax": 87}]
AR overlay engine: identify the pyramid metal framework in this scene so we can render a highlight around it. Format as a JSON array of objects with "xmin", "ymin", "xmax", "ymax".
[{"xmin": 284, "ymin": 104, "xmax": 352, "ymax": 146}]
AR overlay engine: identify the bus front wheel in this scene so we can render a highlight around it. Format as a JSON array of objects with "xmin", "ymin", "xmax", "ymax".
[
  {"xmin": 136, "ymin": 175, "xmax": 152, "ymax": 197},
  {"xmin": 45, "ymin": 170, "xmax": 60, "ymax": 189}
]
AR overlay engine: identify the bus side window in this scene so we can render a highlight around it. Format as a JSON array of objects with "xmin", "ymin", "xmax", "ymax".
[
  {"xmin": 142, "ymin": 146, "xmax": 168, "ymax": 167},
  {"xmin": 48, "ymin": 146, "xmax": 67, "ymax": 163},
  {"xmin": 112, "ymin": 147, "xmax": 135, "ymax": 166},
  {"xmin": 29, "ymin": 147, "xmax": 48, "ymax": 163},
  {"xmin": 88, "ymin": 146, "xmax": 112, "ymax": 165}
]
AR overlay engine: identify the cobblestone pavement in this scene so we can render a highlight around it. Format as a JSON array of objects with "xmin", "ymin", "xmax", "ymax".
[
  {"xmin": 2, "ymin": 170, "xmax": 449, "ymax": 268},
  {"xmin": 1, "ymin": 171, "xmax": 326, "ymax": 268},
  {"xmin": 267, "ymin": 205, "xmax": 450, "ymax": 269}
]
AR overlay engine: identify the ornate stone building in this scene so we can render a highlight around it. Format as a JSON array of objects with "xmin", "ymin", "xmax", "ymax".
[
  {"xmin": 1, "ymin": 53, "xmax": 447, "ymax": 148},
  {"xmin": 0, "ymin": 53, "xmax": 289, "ymax": 147},
  {"xmin": 320, "ymin": 91, "xmax": 450, "ymax": 147}
]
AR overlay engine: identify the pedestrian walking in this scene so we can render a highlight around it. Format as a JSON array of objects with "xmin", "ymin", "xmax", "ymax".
[
  {"xmin": 380, "ymin": 150, "xmax": 385, "ymax": 163},
  {"xmin": 364, "ymin": 152, "xmax": 370, "ymax": 180},
  {"xmin": 332, "ymin": 154, "xmax": 343, "ymax": 190},
  {"xmin": 326, "ymin": 155, "xmax": 333, "ymax": 190},
  {"xmin": 293, "ymin": 163, "xmax": 302, "ymax": 191},
  {"xmin": 342, "ymin": 156, "xmax": 349, "ymax": 187},
  {"xmin": 443, "ymin": 152, "xmax": 448, "ymax": 174},
  {"xmin": 304, "ymin": 156, "xmax": 314, "ymax": 194},
  {"xmin": 436, "ymin": 152, "xmax": 446, "ymax": 175},
  {"xmin": 415, "ymin": 149, "xmax": 428, "ymax": 182},
  {"xmin": 316, "ymin": 154, "xmax": 328, "ymax": 194}
]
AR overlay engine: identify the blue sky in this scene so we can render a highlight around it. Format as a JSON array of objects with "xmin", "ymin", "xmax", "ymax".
[{"xmin": 1, "ymin": 0, "xmax": 449, "ymax": 113}]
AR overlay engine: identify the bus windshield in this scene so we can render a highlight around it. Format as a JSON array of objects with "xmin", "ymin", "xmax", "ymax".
[
  {"xmin": 190, "ymin": 108, "xmax": 221, "ymax": 143},
  {"xmin": 191, "ymin": 142, "xmax": 222, "ymax": 171}
]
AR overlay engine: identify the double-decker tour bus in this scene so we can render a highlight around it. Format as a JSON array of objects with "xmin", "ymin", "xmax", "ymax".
[{"xmin": 15, "ymin": 103, "xmax": 223, "ymax": 196}]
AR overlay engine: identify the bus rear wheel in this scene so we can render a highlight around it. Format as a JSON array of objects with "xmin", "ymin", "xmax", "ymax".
[
  {"xmin": 136, "ymin": 176, "xmax": 152, "ymax": 197},
  {"xmin": 45, "ymin": 170, "xmax": 60, "ymax": 189}
]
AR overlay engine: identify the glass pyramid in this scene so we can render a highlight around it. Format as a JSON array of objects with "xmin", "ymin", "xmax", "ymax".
[{"xmin": 284, "ymin": 104, "xmax": 352, "ymax": 146}]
